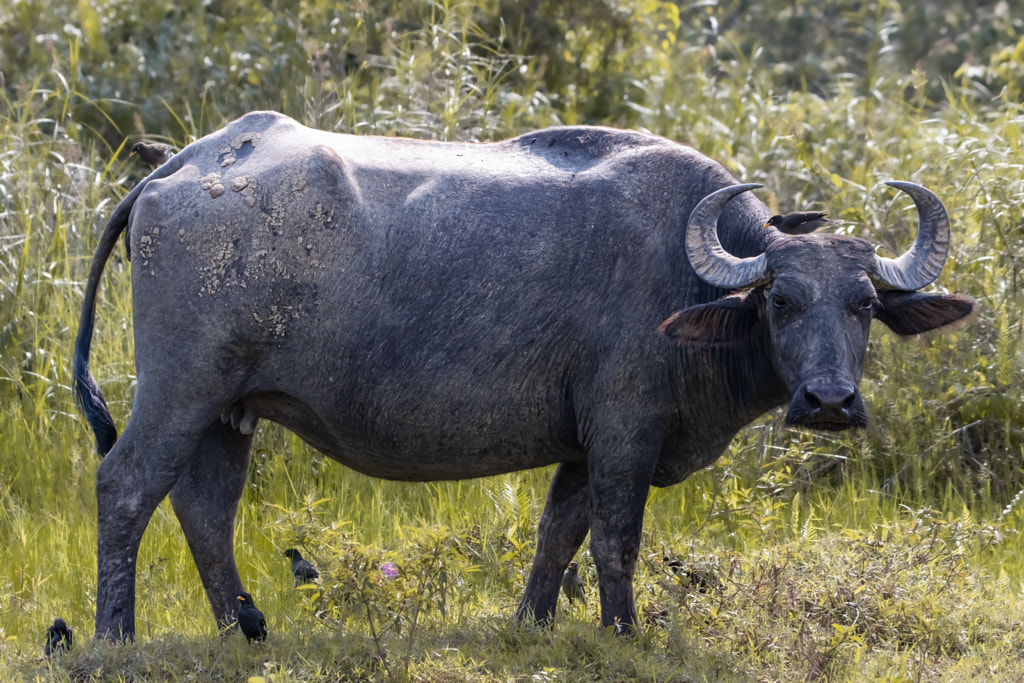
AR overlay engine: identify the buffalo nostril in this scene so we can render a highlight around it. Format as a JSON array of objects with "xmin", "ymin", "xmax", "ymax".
[
  {"xmin": 803, "ymin": 381, "xmax": 858, "ymax": 414},
  {"xmin": 803, "ymin": 388, "xmax": 821, "ymax": 409}
]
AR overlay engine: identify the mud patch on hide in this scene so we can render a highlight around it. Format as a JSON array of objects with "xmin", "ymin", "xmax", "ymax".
[
  {"xmin": 217, "ymin": 131, "xmax": 262, "ymax": 168},
  {"xmin": 137, "ymin": 227, "xmax": 158, "ymax": 267},
  {"xmin": 177, "ymin": 140, "xmax": 351, "ymax": 341},
  {"xmin": 252, "ymin": 304, "xmax": 299, "ymax": 338},
  {"xmin": 231, "ymin": 174, "xmax": 258, "ymax": 207},
  {"xmin": 192, "ymin": 232, "xmax": 238, "ymax": 297},
  {"xmin": 292, "ymin": 156, "xmax": 309, "ymax": 193},
  {"xmin": 200, "ymin": 172, "xmax": 225, "ymax": 199}
]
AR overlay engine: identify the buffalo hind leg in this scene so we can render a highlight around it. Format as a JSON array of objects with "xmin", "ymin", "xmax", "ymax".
[
  {"xmin": 94, "ymin": 405, "xmax": 207, "ymax": 641},
  {"xmin": 517, "ymin": 460, "xmax": 590, "ymax": 626},
  {"xmin": 169, "ymin": 419, "xmax": 254, "ymax": 632}
]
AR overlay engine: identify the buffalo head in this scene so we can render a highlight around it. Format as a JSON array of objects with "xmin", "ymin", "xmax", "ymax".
[{"xmin": 660, "ymin": 182, "xmax": 974, "ymax": 431}]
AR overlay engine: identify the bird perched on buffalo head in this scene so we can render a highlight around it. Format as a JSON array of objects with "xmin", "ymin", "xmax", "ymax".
[
  {"xmin": 561, "ymin": 561, "xmax": 586, "ymax": 605},
  {"xmin": 283, "ymin": 548, "xmax": 320, "ymax": 586},
  {"xmin": 44, "ymin": 618, "xmax": 73, "ymax": 656},
  {"xmin": 130, "ymin": 141, "xmax": 174, "ymax": 168},
  {"xmin": 236, "ymin": 592, "xmax": 267, "ymax": 643},
  {"xmin": 763, "ymin": 210, "xmax": 830, "ymax": 235}
]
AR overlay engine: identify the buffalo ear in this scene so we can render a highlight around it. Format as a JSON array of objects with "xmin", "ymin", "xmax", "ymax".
[
  {"xmin": 875, "ymin": 290, "xmax": 975, "ymax": 337},
  {"xmin": 658, "ymin": 294, "xmax": 760, "ymax": 346}
]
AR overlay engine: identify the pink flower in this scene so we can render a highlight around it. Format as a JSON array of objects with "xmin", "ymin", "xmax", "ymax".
[{"xmin": 381, "ymin": 562, "xmax": 398, "ymax": 579}]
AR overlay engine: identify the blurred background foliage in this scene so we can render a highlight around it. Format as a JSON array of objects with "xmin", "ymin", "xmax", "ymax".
[{"xmin": 4, "ymin": 0, "xmax": 1024, "ymax": 142}]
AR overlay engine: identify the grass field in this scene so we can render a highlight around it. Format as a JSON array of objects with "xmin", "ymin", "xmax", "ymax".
[{"xmin": 2, "ymin": 0, "xmax": 1024, "ymax": 680}]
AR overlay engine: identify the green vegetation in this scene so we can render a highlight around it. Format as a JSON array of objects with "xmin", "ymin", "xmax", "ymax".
[{"xmin": 2, "ymin": 0, "xmax": 1023, "ymax": 680}]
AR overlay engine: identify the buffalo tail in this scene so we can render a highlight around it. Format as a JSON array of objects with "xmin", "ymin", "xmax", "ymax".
[{"xmin": 72, "ymin": 162, "xmax": 179, "ymax": 456}]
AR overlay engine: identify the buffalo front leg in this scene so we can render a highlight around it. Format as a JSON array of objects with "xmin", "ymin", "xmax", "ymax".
[
  {"xmin": 517, "ymin": 460, "xmax": 590, "ymax": 626},
  {"xmin": 587, "ymin": 432, "xmax": 660, "ymax": 634},
  {"xmin": 169, "ymin": 419, "xmax": 253, "ymax": 632},
  {"xmin": 95, "ymin": 411, "xmax": 201, "ymax": 641}
]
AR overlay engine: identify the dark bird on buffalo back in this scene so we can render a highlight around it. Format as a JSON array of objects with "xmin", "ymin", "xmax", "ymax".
[
  {"xmin": 237, "ymin": 592, "xmax": 267, "ymax": 643},
  {"xmin": 763, "ymin": 210, "xmax": 830, "ymax": 235},
  {"xmin": 283, "ymin": 548, "xmax": 320, "ymax": 586},
  {"xmin": 561, "ymin": 561, "xmax": 586, "ymax": 605},
  {"xmin": 44, "ymin": 618, "xmax": 73, "ymax": 656},
  {"xmin": 130, "ymin": 141, "xmax": 174, "ymax": 167}
]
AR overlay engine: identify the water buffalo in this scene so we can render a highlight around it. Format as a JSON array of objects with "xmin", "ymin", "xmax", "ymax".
[{"xmin": 74, "ymin": 111, "xmax": 973, "ymax": 640}]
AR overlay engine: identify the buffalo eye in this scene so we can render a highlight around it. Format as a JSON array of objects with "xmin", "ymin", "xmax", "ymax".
[
  {"xmin": 771, "ymin": 294, "xmax": 788, "ymax": 311},
  {"xmin": 859, "ymin": 297, "xmax": 875, "ymax": 312}
]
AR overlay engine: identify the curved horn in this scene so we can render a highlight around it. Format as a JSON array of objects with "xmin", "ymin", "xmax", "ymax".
[
  {"xmin": 686, "ymin": 183, "xmax": 769, "ymax": 289},
  {"xmin": 872, "ymin": 181, "xmax": 950, "ymax": 291}
]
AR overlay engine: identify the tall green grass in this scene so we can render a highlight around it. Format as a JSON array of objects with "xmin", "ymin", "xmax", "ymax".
[{"xmin": 2, "ymin": 0, "xmax": 1024, "ymax": 680}]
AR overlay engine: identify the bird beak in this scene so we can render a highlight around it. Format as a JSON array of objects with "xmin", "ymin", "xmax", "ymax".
[
  {"xmin": 237, "ymin": 595, "xmax": 244, "ymax": 601},
  {"xmin": 761, "ymin": 220, "xmax": 771, "ymax": 229}
]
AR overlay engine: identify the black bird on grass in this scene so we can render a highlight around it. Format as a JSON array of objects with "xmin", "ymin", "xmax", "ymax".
[
  {"xmin": 130, "ymin": 141, "xmax": 175, "ymax": 168},
  {"xmin": 44, "ymin": 618, "xmax": 73, "ymax": 656},
  {"xmin": 237, "ymin": 592, "xmax": 267, "ymax": 643},
  {"xmin": 283, "ymin": 548, "xmax": 320, "ymax": 586},
  {"xmin": 561, "ymin": 561, "xmax": 586, "ymax": 605},
  {"xmin": 662, "ymin": 555, "xmax": 721, "ymax": 594},
  {"xmin": 762, "ymin": 210, "xmax": 830, "ymax": 235}
]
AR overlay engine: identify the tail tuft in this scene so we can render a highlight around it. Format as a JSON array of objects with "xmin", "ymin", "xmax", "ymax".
[{"xmin": 72, "ymin": 352, "xmax": 118, "ymax": 457}]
